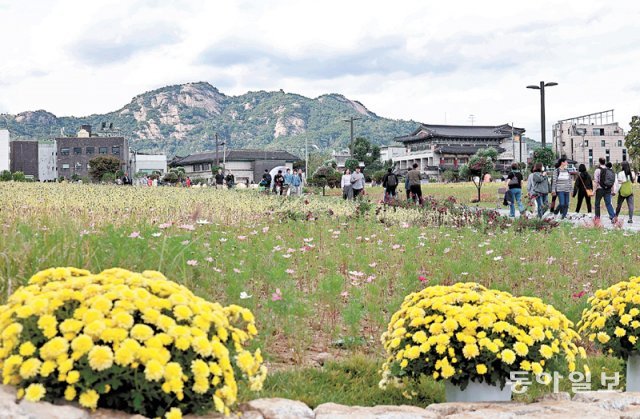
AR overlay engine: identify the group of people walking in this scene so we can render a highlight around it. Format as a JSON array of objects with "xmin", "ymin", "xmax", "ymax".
[
  {"xmin": 507, "ymin": 157, "xmax": 635, "ymax": 223},
  {"xmin": 259, "ymin": 168, "xmax": 304, "ymax": 196}
]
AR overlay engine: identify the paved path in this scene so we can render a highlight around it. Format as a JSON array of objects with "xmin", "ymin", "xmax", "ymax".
[{"xmin": 495, "ymin": 208, "xmax": 640, "ymax": 232}]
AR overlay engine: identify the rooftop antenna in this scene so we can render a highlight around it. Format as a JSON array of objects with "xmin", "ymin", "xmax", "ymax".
[{"xmin": 468, "ymin": 114, "xmax": 476, "ymax": 126}]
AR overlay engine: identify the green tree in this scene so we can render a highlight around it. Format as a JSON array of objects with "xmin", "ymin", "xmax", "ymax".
[
  {"xmin": 11, "ymin": 171, "xmax": 26, "ymax": 182},
  {"xmin": 309, "ymin": 165, "xmax": 338, "ymax": 196},
  {"xmin": 89, "ymin": 156, "xmax": 121, "ymax": 182},
  {"xmin": 352, "ymin": 137, "xmax": 381, "ymax": 167},
  {"xmin": 458, "ymin": 148, "xmax": 497, "ymax": 202},
  {"xmin": 625, "ymin": 116, "xmax": 640, "ymax": 167},
  {"xmin": 344, "ymin": 158, "xmax": 359, "ymax": 172},
  {"xmin": 530, "ymin": 147, "xmax": 555, "ymax": 170}
]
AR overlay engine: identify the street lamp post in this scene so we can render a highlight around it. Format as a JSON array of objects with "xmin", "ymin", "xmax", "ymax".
[{"xmin": 526, "ymin": 81, "xmax": 558, "ymax": 148}]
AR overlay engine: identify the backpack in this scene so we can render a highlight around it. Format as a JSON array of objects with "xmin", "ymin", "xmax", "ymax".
[
  {"xmin": 600, "ymin": 167, "xmax": 615, "ymax": 190},
  {"xmin": 620, "ymin": 173, "xmax": 633, "ymax": 197},
  {"xmin": 508, "ymin": 172, "xmax": 520, "ymax": 186},
  {"xmin": 387, "ymin": 174, "xmax": 397, "ymax": 187}
]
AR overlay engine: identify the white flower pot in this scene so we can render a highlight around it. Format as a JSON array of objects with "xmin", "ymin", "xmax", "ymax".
[
  {"xmin": 445, "ymin": 380, "xmax": 512, "ymax": 402},
  {"xmin": 627, "ymin": 354, "xmax": 640, "ymax": 392}
]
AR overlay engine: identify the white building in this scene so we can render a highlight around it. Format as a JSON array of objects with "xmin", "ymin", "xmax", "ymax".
[
  {"xmin": 552, "ymin": 110, "xmax": 627, "ymax": 167},
  {"xmin": 379, "ymin": 146, "xmax": 407, "ymax": 162},
  {"xmin": 131, "ymin": 153, "xmax": 167, "ymax": 176},
  {"xmin": 38, "ymin": 142, "xmax": 57, "ymax": 181},
  {"xmin": 0, "ymin": 129, "xmax": 9, "ymax": 172},
  {"xmin": 169, "ymin": 150, "xmax": 299, "ymax": 184}
]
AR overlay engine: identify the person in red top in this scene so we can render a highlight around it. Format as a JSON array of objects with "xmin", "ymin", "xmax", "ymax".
[{"xmin": 186, "ymin": 177, "xmax": 192, "ymax": 187}]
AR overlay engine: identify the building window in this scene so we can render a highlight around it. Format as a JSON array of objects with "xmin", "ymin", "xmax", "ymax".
[
  {"xmin": 73, "ymin": 147, "xmax": 82, "ymax": 155},
  {"xmin": 193, "ymin": 164, "xmax": 201, "ymax": 172},
  {"xmin": 593, "ymin": 128, "xmax": 605, "ymax": 136},
  {"xmin": 62, "ymin": 164, "xmax": 70, "ymax": 170},
  {"xmin": 606, "ymin": 149, "xmax": 610, "ymax": 164},
  {"xmin": 99, "ymin": 147, "xmax": 107, "ymax": 154},
  {"xmin": 584, "ymin": 140, "xmax": 588, "ymax": 147},
  {"xmin": 87, "ymin": 164, "xmax": 91, "ymax": 170},
  {"xmin": 75, "ymin": 162, "xmax": 82, "ymax": 170},
  {"xmin": 561, "ymin": 141, "xmax": 566, "ymax": 147},
  {"xmin": 61, "ymin": 147, "xmax": 70, "ymax": 155},
  {"xmin": 202, "ymin": 163, "xmax": 210, "ymax": 171},
  {"xmin": 601, "ymin": 140, "xmax": 606, "ymax": 147},
  {"xmin": 86, "ymin": 147, "xmax": 94, "ymax": 155},
  {"xmin": 618, "ymin": 140, "xmax": 623, "ymax": 147},
  {"xmin": 623, "ymin": 149, "xmax": 627, "ymax": 161},
  {"xmin": 112, "ymin": 146, "xmax": 120, "ymax": 155}
]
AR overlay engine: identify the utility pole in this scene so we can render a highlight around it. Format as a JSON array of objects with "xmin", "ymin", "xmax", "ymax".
[
  {"xmin": 342, "ymin": 116, "xmax": 360, "ymax": 156},
  {"xmin": 215, "ymin": 133, "xmax": 219, "ymax": 166}
]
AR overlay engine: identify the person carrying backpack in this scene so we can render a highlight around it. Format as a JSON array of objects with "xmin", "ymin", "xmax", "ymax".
[
  {"xmin": 382, "ymin": 168, "xmax": 398, "ymax": 201},
  {"xmin": 505, "ymin": 163, "xmax": 525, "ymax": 217},
  {"xmin": 530, "ymin": 163, "xmax": 550, "ymax": 218},
  {"xmin": 615, "ymin": 160, "xmax": 635, "ymax": 223},
  {"xmin": 594, "ymin": 157, "xmax": 617, "ymax": 222}
]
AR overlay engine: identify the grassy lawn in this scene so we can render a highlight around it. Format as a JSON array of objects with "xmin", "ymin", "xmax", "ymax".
[{"xmin": 0, "ymin": 182, "xmax": 637, "ymax": 405}]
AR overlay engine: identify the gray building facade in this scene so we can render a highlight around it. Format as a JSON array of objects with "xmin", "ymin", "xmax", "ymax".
[
  {"xmin": 10, "ymin": 140, "xmax": 39, "ymax": 178},
  {"xmin": 56, "ymin": 135, "xmax": 129, "ymax": 179}
]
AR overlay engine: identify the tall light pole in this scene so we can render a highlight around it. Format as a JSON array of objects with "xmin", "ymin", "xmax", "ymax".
[
  {"xmin": 342, "ymin": 116, "xmax": 360, "ymax": 156},
  {"xmin": 305, "ymin": 138, "xmax": 308, "ymax": 177},
  {"xmin": 526, "ymin": 81, "xmax": 558, "ymax": 148},
  {"xmin": 576, "ymin": 128, "xmax": 587, "ymax": 167}
]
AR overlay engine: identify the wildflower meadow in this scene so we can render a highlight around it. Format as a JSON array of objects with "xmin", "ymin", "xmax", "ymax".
[{"xmin": 0, "ymin": 182, "xmax": 637, "ymax": 411}]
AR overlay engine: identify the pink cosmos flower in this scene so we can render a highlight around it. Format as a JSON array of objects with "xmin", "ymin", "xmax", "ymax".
[
  {"xmin": 340, "ymin": 291, "xmax": 349, "ymax": 298},
  {"xmin": 392, "ymin": 244, "xmax": 401, "ymax": 250},
  {"xmin": 129, "ymin": 231, "xmax": 140, "ymax": 238},
  {"xmin": 205, "ymin": 256, "xmax": 214, "ymax": 262},
  {"xmin": 419, "ymin": 276, "xmax": 427, "ymax": 283},
  {"xmin": 186, "ymin": 260, "xmax": 198, "ymax": 266},
  {"xmin": 262, "ymin": 227, "xmax": 269, "ymax": 233},
  {"xmin": 237, "ymin": 235, "xmax": 247, "ymax": 240},
  {"xmin": 271, "ymin": 288, "xmax": 282, "ymax": 301},
  {"xmin": 181, "ymin": 240, "xmax": 190, "ymax": 245},
  {"xmin": 158, "ymin": 223, "xmax": 172, "ymax": 229},
  {"xmin": 572, "ymin": 290, "xmax": 587, "ymax": 299},
  {"xmin": 285, "ymin": 269, "xmax": 295, "ymax": 274},
  {"xmin": 365, "ymin": 275, "xmax": 376, "ymax": 283},
  {"xmin": 180, "ymin": 224, "xmax": 195, "ymax": 231}
]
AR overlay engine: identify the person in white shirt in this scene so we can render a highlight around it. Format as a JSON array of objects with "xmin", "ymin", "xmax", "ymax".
[
  {"xmin": 615, "ymin": 161, "xmax": 635, "ymax": 223},
  {"xmin": 341, "ymin": 169, "xmax": 353, "ymax": 200}
]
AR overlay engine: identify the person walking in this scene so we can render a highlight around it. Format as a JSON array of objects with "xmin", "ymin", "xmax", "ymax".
[
  {"xmin": 594, "ymin": 157, "xmax": 617, "ymax": 222},
  {"xmin": 530, "ymin": 163, "xmax": 550, "ymax": 218},
  {"xmin": 284, "ymin": 168, "xmax": 293, "ymax": 196},
  {"xmin": 341, "ymin": 169, "xmax": 352, "ymax": 200},
  {"xmin": 552, "ymin": 158, "xmax": 573, "ymax": 220},
  {"xmin": 407, "ymin": 163, "xmax": 422, "ymax": 204},
  {"xmin": 273, "ymin": 170, "xmax": 285, "ymax": 195},
  {"xmin": 505, "ymin": 163, "xmax": 525, "ymax": 217},
  {"xmin": 215, "ymin": 169, "xmax": 225, "ymax": 189},
  {"xmin": 573, "ymin": 164, "xmax": 593, "ymax": 214},
  {"xmin": 615, "ymin": 160, "xmax": 635, "ymax": 223},
  {"xmin": 350, "ymin": 167, "xmax": 365, "ymax": 199},
  {"xmin": 225, "ymin": 172, "xmax": 235, "ymax": 189},
  {"xmin": 290, "ymin": 169, "xmax": 302, "ymax": 196},
  {"xmin": 382, "ymin": 168, "xmax": 398, "ymax": 202}
]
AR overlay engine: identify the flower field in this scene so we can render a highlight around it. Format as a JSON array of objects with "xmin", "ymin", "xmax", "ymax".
[{"xmin": 0, "ymin": 182, "xmax": 638, "ymax": 408}]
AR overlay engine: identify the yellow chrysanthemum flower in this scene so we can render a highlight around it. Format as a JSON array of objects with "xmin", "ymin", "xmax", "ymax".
[
  {"xmin": 79, "ymin": 389, "xmax": 99, "ymax": 410},
  {"xmin": 24, "ymin": 383, "xmax": 46, "ymax": 402}
]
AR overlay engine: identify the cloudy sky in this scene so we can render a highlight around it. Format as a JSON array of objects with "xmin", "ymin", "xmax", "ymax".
[{"xmin": 1, "ymin": 0, "xmax": 639, "ymax": 141}]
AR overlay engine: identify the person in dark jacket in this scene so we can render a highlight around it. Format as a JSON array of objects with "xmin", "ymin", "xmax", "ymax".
[
  {"xmin": 572, "ymin": 164, "xmax": 593, "ymax": 214},
  {"xmin": 382, "ymin": 168, "xmax": 398, "ymax": 201},
  {"xmin": 505, "ymin": 163, "xmax": 524, "ymax": 217}
]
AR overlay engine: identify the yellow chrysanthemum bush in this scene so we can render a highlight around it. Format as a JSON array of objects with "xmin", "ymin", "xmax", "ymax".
[
  {"xmin": 0, "ymin": 267, "xmax": 266, "ymax": 418},
  {"xmin": 578, "ymin": 276, "xmax": 640, "ymax": 358},
  {"xmin": 380, "ymin": 283, "xmax": 586, "ymax": 391}
]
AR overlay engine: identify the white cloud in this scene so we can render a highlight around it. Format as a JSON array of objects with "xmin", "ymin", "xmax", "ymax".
[{"xmin": 0, "ymin": 0, "xmax": 639, "ymax": 139}]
